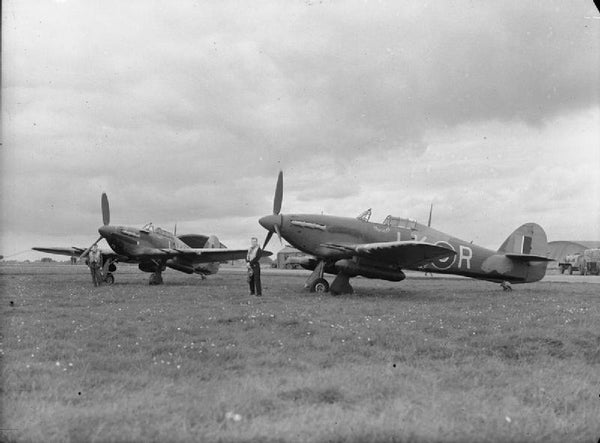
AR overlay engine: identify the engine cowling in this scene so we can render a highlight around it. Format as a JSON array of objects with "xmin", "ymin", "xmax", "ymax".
[{"xmin": 334, "ymin": 259, "xmax": 406, "ymax": 281}]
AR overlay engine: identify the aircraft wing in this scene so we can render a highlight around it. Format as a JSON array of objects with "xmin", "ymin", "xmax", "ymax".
[
  {"xmin": 32, "ymin": 247, "xmax": 123, "ymax": 260},
  {"xmin": 131, "ymin": 248, "xmax": 272, "ymax": 263},
  {"xmin": 322, "ymin": 241, "xmax": 456, "ymax": 267},
  {"xmin": 32, "ymin": 246, "xmax": 86, "ymax": 257}
]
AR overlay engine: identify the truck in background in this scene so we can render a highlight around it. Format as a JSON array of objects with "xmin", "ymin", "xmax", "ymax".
[
  {"xmin": 581, "ymin": 248, "xmax": 600, "ymax": 275},
  {"xmin": 558, "ymin": 249, "xmax": 600, "ymax": 275}
]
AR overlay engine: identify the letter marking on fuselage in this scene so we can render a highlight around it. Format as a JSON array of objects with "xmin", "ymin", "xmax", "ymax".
[{"xmin": 459, "ymin": 245, "xmax": 472, "ymax": 269}]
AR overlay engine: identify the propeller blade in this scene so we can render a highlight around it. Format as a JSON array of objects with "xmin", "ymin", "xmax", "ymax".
[
  {"xmin": 101, "ymin": 193, "xmax": 110, "ymax": 226},
  {"xmin": 78, "ymin": 235, "xmax": 103, "ymax": 261},
  {"xmin": 273, "ymin": 170, "xmax": 283, "ymax": 215},
  {"xmin": 262, "ymin": 231, "xmax": 274, "ymax": 250},
  {"xmin": 274, "ymin": 223, "xmax": 282, "ymax": 245}
]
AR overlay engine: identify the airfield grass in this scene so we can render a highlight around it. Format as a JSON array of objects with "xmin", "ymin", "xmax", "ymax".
[{"xmin": 1, "ymin": 264, "xmax": 599, "ymax": 442}]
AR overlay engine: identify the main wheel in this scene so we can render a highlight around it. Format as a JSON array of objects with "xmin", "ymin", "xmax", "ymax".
[
  {"xmin": 104, "ymin": 273, "xmax": 115, "ymax": 285},
  {"xmin": 310, "ymin": 278, "xmax": 329, "ymax": 293},
  {"xmin": 149, "ymin": 273, "xmax": 163, "ymax": 285}
]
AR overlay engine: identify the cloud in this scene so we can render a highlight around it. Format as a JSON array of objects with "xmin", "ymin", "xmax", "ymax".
[{"xmin": 1, "ymin": 0, "xmax": 599, "ymax": 258}]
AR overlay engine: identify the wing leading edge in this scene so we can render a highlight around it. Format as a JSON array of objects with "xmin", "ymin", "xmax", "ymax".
[
  {"xmin": 32, "ymin": 246, "xmax": 129, "ymax": 262},
  {"xmin": 322, "ymin": 241, "xmax": 456, "ymax": 268},
  {"xmin": 33, "ymin": 246, "xmax": 272, "ymax": 264},
  {"xmin": 131, "ymin": 248, "xmax": 272, "ymax": 263},
  {"xmin": 32, "ymin": 247, "xmax": 86, "ymax": 256}
]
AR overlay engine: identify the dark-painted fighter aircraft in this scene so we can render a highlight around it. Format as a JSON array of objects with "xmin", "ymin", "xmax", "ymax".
[
  {"xmin": 33, "ymin": 193, "xmax": 268, "ymax": 285},
  {"xmin": 259, "ymin": 172, "xmax": 552, "ymax": 294}
]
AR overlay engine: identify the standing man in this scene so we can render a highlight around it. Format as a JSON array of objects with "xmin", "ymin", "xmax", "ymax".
[
  {"xmin": 246, "ymin": 237, "xmax": 262, "ymax": 296},
  {"xmin": 88, "ymin": 244, "xmax": 103, "ymax": 287}
]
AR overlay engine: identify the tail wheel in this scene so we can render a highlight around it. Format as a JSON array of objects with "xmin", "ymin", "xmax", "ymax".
[
  {"xmin": 104, "ymin": 273, "xmax": 115, "ymax": 285},
  {"xmin": 310, "ymin": 278, "xmax": 329, "ymax": 293}
]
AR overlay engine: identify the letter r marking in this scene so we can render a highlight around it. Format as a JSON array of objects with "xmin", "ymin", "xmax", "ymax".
[{"xmin": 459, "ymin": 245, "xmax": 472, "ymax": 269}]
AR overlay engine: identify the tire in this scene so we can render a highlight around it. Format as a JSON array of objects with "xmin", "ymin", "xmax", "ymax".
[
  {"xmin": 149, "ymin": 273, "xmax": 163, "ymax": 285},
  {"xmin": 104, "ymin": 273, "xmax": 115, "ymax": 285},
  {"xmin": 285, "ymin": 264, "xmax": 293, "ymax": 270},
  {"xmin": 310, "ymin": 278, "xmax": 329, "ymax": 293}
]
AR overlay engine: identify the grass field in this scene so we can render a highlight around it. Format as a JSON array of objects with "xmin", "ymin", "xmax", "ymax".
[{"xmin": 1, "ymin": 264, "xmax": 599, "ymax": 442}]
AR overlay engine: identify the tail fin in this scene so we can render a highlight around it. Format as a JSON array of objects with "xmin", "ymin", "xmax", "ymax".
[
  {"xmin": 199, "ymin": 235, "xmax": 222, "ymax": 274},
  {"xmin": 498, "ymin": 223, "xmax": 550, "ymax": 259},
  {"xmin": 498, "ymin": 223, "xmax": 551, "ymax": 282},
  {"xmin": 204, "ymin": 235, "xmax": 220, "ymax": 249}
]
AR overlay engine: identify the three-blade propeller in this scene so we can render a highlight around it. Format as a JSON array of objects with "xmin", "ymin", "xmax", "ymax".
[
  {"xmin": 79, "ymin": 193, "xmax": 111, "ymax": 261},
  {"xmin": 262, "ymin": 171, "xmax": 283, "ymax": 250}
]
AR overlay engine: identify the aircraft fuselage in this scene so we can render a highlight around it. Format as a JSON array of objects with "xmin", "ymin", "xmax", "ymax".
[
  {"xmin": 261, "ymin": 213, "xmax": 547, "ymax": 284},
  {"xmin": 98, "ymin": 224, "xmax": 218, "ymax": 275}
]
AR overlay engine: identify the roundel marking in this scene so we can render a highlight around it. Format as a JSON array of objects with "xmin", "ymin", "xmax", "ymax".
[{"xmin": 432, "ymin": 241, "xmax": 456, "ymax": 270}]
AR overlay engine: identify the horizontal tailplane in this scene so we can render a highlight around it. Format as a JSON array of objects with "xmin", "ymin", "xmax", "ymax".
[{"xmin": 504, "ymin": 253, "xmax": 554, "ymax": 262}]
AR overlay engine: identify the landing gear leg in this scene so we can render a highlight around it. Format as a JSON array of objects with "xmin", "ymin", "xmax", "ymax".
[
  {"xmin": 305, "ymin": 261, "xmax": 329, "ymax": 292},
  {"xmin": 330, "ymin": 272, "xmax": 353, "ymax": 295},
  {"xmin": 500, "ymin": 281, "xmax": 512, "ymax": 291},
  {"xmin": 149, "ymin": 271, "xmax": 163, "ymax": 285}
]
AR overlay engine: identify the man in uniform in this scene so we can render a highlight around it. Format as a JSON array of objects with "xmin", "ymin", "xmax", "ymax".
[
  {"xmin": 88, "ymin": 244, "xmax": 103, "ymax": 287},
  {"xmin": 246, "ymin": 237, "xmax": 262, "ymax": 296}
]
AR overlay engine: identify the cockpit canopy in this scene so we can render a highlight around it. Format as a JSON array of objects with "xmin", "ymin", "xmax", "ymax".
[
  {"xmin": 141, "ymin": 222, "xmax": 172, "ymax": 236},
  {"xmin": 142, "ymin": 222, "xmax": 155, "ymax": 232},
  {"xmin": 382, "ymin": 215, "xmax": 419, "ymax": 230}
]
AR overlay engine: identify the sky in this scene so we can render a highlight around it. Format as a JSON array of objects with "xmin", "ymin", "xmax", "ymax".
[{"xmin": 2, "ymin": 0, "xmax": 599, "ymax": 261}]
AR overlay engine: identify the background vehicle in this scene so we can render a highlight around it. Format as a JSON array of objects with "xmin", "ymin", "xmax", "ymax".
[
  {"xmin": 558, "ymin": 253, "xmax": 584, "ymax": 274},
  {"xmin": 558, "ymin": 249, "xmax": 600, "ymax": 275},
  {"xmin": 580, "ymin": 248, "xmax": 600, "ymax": 275}
]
